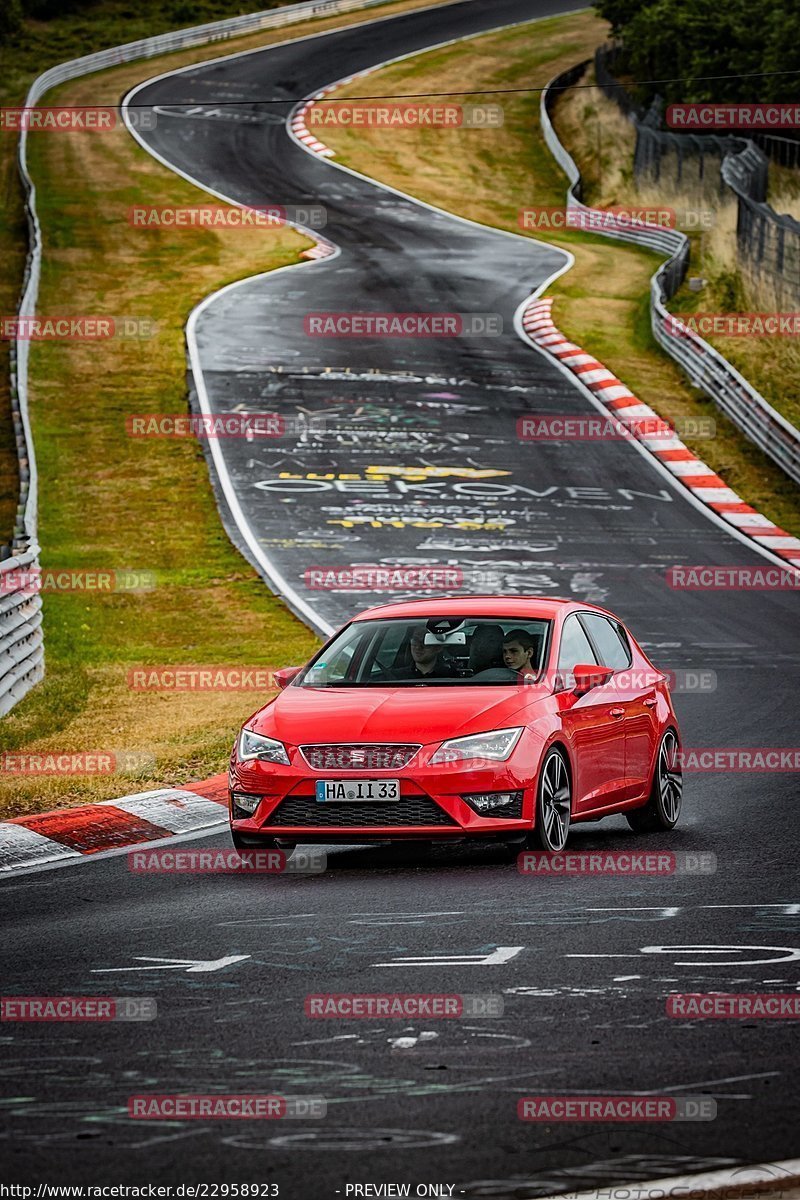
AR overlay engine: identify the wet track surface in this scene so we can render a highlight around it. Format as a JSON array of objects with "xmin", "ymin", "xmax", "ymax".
[
  {"xmin": 3, "ymin": 846, "xmax": 800, "ymax": 1186},
  {"xmin": 2, "ymin": 0, "xmax": 798, "ymax": 1189}
]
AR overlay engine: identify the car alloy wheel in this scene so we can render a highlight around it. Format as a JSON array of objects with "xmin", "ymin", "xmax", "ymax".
[
  {"xmin": 657, "ymin": 728, "xmax": 683, "ymax": 825},
  {"xmin": 533, "ymin": 748, "xmax": 571, "ymax": 851},
  {"xmin": 626, "ymin": 728, "xmax": 683, "ymax": 832}
]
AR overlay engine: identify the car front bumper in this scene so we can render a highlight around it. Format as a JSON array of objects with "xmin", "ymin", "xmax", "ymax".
[{"xmin": 228, "ymin": 749, "xmax": 539, "ymax": 841}]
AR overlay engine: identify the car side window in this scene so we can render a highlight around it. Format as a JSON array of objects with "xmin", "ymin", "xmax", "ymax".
[
  {"xmin": 581, "ymin": 614, "xmax": 632, "ymax": 669},
  {"xmin": 557, "ymin": 614, "xmax": 598, "ymax": 671}
]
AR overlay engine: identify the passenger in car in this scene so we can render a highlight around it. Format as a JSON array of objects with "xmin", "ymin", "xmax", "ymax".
[{"xmin": 502, "ymin": 629, "xmax": 538, "ymax": 678}]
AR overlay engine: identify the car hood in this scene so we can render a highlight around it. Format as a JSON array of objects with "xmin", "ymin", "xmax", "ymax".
[{"xmin": 251, "ymin": 685, "xmax": 548, "ymax": 747}]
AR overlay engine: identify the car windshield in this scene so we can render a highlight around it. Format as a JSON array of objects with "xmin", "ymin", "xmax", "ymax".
[{"xmin": 294, "ymin": 616, "xmax": 552, "ymax": 687}]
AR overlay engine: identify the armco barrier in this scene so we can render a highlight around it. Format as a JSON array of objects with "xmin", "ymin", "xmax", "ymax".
[
  {"xmin": 540, "ymin": 64, "xmax": 800, "ymax": 489},
  {"xmin": 596, "ymin": 45, "xmax": 800, "ymax": 307},
  {"xmin": 1, "ymin": 0, "xmax": 421, "ymax": 717},
  {"xmin": 0, "ymin": 549, "xmax": 44, "ymax": 719}
]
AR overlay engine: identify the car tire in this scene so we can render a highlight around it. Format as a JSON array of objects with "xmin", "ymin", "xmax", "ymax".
[
  {"xmin": 626, "ymin": 728, "xmax": 682, "ymax": 832},
  {"xmin": 530, "ymin": 748, "xmax": 571, "ymax": 851}
]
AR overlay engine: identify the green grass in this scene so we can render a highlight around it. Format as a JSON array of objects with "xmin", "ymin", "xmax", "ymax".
[
  {"xmin": 0, "ymin": 0, "xmax": 459, "ymax": 815},
  {"xmin": 0, "ymin": 49, "xmax": 327, "ymax": 816},
  {"xmin": 0, "ymin": 1, "xmax": 299, "ymax": 549}
]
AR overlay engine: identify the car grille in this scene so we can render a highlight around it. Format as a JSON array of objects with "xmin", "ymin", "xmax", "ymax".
[
  {"xmin": 299, "ymin": 743, "xmax": 421, "ymax": 771},
  {"xmin": 264, "ymin": 794, "xmax": 458, "ymax": 828}
]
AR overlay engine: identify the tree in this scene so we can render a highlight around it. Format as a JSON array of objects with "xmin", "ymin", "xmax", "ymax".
[
  {"xmin": 594, "ymin": 0, "xmax": 648, "ymax": 38},
  {"xmin": 594, "ymin": 0, "xmax": 800, "ymax": 104},
  {"xmin": 0, "ymin": 0, "xmax": 22, "ymax": 44}
]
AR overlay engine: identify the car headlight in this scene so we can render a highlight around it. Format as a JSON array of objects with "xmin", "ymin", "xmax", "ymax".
[
  {"xmin": 237, "ymin": 729, "xmax": 290, "ymax": 765},
  {"xmin": 430, "ymin": 727, "xmax": 523, "ymax": 765}
]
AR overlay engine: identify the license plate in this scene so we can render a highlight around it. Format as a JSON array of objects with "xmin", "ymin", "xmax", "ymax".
[{"xmin": 315, "ymin": 779, "xmax": 400, "ymax": 803}]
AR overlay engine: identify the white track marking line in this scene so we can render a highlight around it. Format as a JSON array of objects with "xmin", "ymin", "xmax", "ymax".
[
  {"xmin": 514, "ymin": 299, "xmax": 798, "ymax": 569},
  {"xmin": 121, "ymin": 6, "xmax": 587, "ymax": 634},
  {"xmin": 279, "ymin": 14, "xmax": 797, "ymax": 571},
  {"xmin": 537, "ymin": 1158, "xmax": 800, "ymax": 1200}
]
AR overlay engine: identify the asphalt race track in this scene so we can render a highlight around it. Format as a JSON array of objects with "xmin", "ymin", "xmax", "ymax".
[{"xmin": 2, "ymin": 0, "xmax": 799, "ymax": 1190}]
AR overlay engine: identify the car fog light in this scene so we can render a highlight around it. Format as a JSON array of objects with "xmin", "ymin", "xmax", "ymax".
[
  {"xmin": 232, "ymin": 791, "xmax": 261, "ymax": 817},
  {"xmin": 462, "ymin": 790, "xmax": 523, "ymax": 816}
]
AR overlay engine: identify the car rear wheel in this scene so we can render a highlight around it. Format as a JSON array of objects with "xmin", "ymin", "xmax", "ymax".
[
  {"xmin": 626, "ymin": 728, "xmax": 682, "ymax": 832},
  {"xmin": 531, "ymin": 748, "xmax": 571, "ymax": 851}
]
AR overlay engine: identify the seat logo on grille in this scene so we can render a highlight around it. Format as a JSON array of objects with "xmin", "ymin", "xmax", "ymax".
[{"xmin": 350, "ymin": 750, "xmax": 366, "ymax": 765}]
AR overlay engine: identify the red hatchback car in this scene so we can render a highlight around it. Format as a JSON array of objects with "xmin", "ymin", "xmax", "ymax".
[{"xmin": 229, "ymin": 597, "xmax": 682, "ymax": 853}]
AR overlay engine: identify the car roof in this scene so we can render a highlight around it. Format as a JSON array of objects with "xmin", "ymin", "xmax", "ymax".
[{"xmin": 352, "ymin": 595, "xmax": 621, "ymax": 622}]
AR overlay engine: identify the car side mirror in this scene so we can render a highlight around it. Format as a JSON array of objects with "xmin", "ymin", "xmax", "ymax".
[
  {"xmin": 272, "ymin": 667, "xmax": 301, "ymax": 690},
  {"xmin": 573, "ymin": 663, "xmax": 614, "ymax": 696}
]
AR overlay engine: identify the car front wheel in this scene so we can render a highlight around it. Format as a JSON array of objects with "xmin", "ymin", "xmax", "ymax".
[
  {"xmin": 626, "ymin": 728, "xmax": 682, "ymax": 832},
  {"xmin": 531, "ymin": 748, "xmax": 571, "ymax": 851}
]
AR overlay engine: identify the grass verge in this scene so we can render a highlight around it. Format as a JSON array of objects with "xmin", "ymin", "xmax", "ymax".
[
  {"xmin": 314, "ymin": 12, "xmax": 800, "ymax": 537},
  {"xmin": 555, "ymin": 65, "xmax": 800, "ymax": 433},
  {"xmin": 0, "ymin": 0, "xmax": 459, "ymax": 544},
  {"xmin": 0, "ymin": 0, "xmax": 460, "ymax": 817}
]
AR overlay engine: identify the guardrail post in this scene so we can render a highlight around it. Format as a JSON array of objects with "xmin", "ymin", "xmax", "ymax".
[
  {"xmin": 539, "ymin": 62, "xmax": 800, "ymax": 488},
  {"xmin": 0, "ymin": 0, "xmax": 398, "ymax": 717}
]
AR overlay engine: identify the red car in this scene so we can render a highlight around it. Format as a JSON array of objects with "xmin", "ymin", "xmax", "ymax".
[{"xmin": 229, "ymin": 597, "xmax": 682, "ymax": 853}]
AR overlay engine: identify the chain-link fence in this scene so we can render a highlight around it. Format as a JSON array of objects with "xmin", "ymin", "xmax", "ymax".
[
  {"xmin": 540, "ymin": 63, "xmax": 800, "ymax": 488},
  {"xmin": 594, "ymin": 44, "xmax": 800, "ymax": 304},
  {"xmin": 595, "ymin": 44, "xmax": 800, "ymax": 169}
]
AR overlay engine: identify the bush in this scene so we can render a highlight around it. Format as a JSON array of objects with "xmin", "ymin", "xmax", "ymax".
[
  {"xmin": 595, "ymin": 0, "xmax": 800, "ymax": 104},
  {"xmin": 0, "ymin": 0, "xmax": 23, "ymax": 44}
]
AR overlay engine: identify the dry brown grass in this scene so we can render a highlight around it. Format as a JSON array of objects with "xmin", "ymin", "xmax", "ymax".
[
  {"xmin": 319, "ymin": 17, "xmax": 800, "ymax": 536},
  {"xmin": 769, "ymin": 167, "xmax": 800, "ymax": 217},
  {"xmin": 1, "ymin": 0, "xmax": 465, "ymax": 818},
  {"xmin": 556, "ymin": 69, "xmax": 800, "ymax": 435},
  {"xmin": 552, "ymin": 68, "xmax": 636, "ymax": 205}
]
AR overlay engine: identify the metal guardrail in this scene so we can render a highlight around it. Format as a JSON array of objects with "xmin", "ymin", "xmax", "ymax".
[
  {"xmin": 1, "ymin": 0, "xmax": 410, "ymax": 717},
  {"xmin": 539, "ymin": 63, "xmax": 800, "ymax": 489},
  {"xmin": 595, "ymin": 43, "xmax": 800, "ymax": 170},
  {"xmin": 595, "ymin": 44, "xmax": 800, "ymax": 305},
  {"xmin": 0, "ymin": 549, "xmax": 44, "ymax": 719}
]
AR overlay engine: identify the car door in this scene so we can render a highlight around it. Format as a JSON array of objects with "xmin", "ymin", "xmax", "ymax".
[
  {"xmin": 554, "ymin": 613, "xmax": 627, "ymax": 811},
  {"xmin": 581, "ymin": 613, "xmax": 659, "ymax": 801}
]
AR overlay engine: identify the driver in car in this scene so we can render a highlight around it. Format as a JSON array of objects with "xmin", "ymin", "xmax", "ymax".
[{"xmin": 390, "ymin": 624, "xmax": 458, "ymax": 680}]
